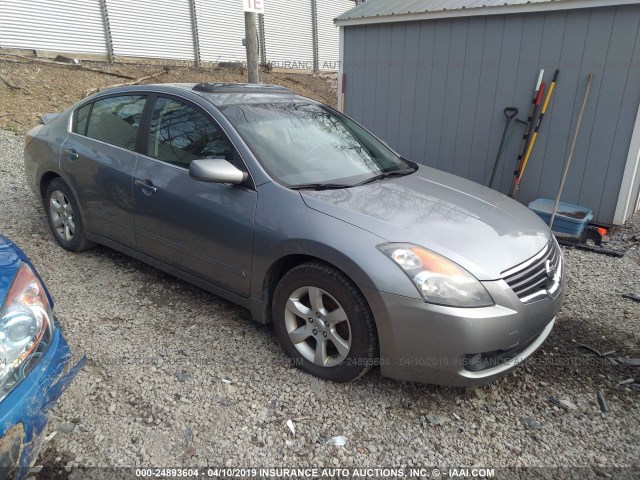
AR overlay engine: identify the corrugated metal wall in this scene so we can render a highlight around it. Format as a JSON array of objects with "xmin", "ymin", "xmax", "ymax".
[
  {"xmin": 263, "ymin": 0, "xmax": 314, "ymax": 66},
  {"xmin": 0, "ymin": 0, "xmax": 107, "ymax": 55},
  {"xmin": 0, "ymin": 0, "xmax": 352, "ymax": 67},
  {"xmin": 342, "ymin": 4, "xmax": 640, "ymax": 225},
  {"xmin": 196, "ymin": 1, "xmax": 247, "ymax": 63},
  {"xmin": 107, "ymin": 0, "xmax": 196, "ymax": 60},
  {"xmin": 317, "ymin": 0, "xmax": 352, "ymax": 70}
]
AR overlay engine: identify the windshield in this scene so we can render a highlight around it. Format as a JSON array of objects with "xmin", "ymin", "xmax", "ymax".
[{"xmin": 219, "ymin": 101, "xmax": 413, "ymax": 187}]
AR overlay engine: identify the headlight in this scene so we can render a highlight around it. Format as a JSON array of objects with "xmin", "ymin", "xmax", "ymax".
[
  {"xmin": 378, "ymin": 243, "xmax": 494, "ymax": 307},
  {"xmin": 0, "ymin": 262, "xmax": 54, "ymax": 400}
]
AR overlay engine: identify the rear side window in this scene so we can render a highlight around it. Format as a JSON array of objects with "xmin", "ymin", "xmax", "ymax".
[
  {"xmin": 147, "ymin": 97, "xmax": 234, "ymax": 168},
  {"xmin": 74, "ymin": 104, "xmax": 90, "ymax": 135},
  {"xmin": 85, "ymin": 95, "xmax": 146, "ymax": 150}
]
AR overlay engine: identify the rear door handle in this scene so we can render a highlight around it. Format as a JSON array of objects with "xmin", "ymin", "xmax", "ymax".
[
  {"xmin": 135, "ymin": 179, "xmax": 158, "ymax": 193},
  {"xmin": 64, "ymin": 148, "xmax": 79, "ymax": 160}
]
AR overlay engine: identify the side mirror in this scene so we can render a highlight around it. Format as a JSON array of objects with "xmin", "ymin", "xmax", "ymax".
[{"xmin": 189, "ymin": 159, "xmax": 248, "ymax": 184}]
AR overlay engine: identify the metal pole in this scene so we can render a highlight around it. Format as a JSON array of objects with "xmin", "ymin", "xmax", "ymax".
[
  {"xmin": 99, "ymin": 0, "xmax": 115, "ymax": 63},
  {"xmin": 549, "ymin": 74, "xmax": 593, "ymax": 231},
  {"xmin": 245, "ymin": 11, "xmax": 260, "ymax": 83},
  {"xmin": 189, "ymin": 0, "xmax": 202, "ymax": 67},
  {"xmin": 258, "ymin": 13, "xmax": 267, "ymax": 66},
  {"xmin": 311, "ymin": 0, "xmax": 319, "ymax": 74}
]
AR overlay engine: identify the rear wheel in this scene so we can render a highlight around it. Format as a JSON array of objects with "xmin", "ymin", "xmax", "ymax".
[
  {"xmin": 272, "ymin": 262, "xmax": 378, "ymax": 382},
  {"xmin": 45, "ymin": 178, "xmax": 94, "ymax": 252}
]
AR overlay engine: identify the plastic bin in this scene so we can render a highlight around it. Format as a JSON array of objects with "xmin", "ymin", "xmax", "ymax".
[{"xmin": 528, "ymin": 198, "xmax": 593, "ymax": 236}]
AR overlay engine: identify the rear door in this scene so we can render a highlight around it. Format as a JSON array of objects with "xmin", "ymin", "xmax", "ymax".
[
  {"xmin": 133, "ymin": 95, "xmax": 257, "ymax": 297},
  {"xmin": 61, "ymin": 95, "xmax": 147, "ymax": 247}
]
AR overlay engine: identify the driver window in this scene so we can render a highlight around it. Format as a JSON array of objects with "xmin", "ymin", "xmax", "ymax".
[{"xmin": 148, "ymin": 97, "xmax": 234, "ymax": 168}]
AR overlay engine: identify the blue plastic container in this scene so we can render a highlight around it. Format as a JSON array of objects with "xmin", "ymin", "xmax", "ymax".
[{"xmin": 528, "ymin": 198, "xmax": 593, "ymax": 236}]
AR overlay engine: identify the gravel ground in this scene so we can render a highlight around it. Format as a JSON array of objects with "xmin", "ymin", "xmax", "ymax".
[{"xmin": 0, "ymin": 129, "xmax": 639, "ymax": 473}]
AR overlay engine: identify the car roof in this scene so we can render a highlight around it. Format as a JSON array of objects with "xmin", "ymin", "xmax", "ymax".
[{"xmin": 93, "ymin": 83, "xmax": 312, "ymax": 107}]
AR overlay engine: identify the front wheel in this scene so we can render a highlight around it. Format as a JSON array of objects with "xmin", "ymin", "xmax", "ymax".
[{"xmin": 272, "ymin": 262, "xmax": 378, "ymax": 382}]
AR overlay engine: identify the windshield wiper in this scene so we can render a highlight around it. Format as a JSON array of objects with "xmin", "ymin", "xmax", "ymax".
[
  {"xmin": 354, "ymin": 167, "xmax": 418, "ymax": 187},
  {"xmin": 288, "ymin": 183, "xmax": 352, "ymax": 191},
  {"xmin": 289, "ymin": 166, "xmax": 417, "ymax": 191}
]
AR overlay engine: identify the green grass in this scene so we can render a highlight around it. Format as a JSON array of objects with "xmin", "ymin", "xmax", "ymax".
[{"xmin": 2, "ymin": 125, "xmax": 22, "ymax": 135}]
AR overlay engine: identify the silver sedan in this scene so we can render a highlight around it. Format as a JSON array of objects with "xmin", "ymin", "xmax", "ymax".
[{"xmin": 24, "ymin": 83, "xmax": 565, "ymax": 385}]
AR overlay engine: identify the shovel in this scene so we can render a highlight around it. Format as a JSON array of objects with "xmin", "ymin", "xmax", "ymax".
[{"xmin": 488, "ymin": 107, "xmax": 518, "ymax": 189}]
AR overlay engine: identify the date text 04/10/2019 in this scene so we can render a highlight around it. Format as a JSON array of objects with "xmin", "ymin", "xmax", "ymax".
[{"xmin": 134, "ymin": 467, "xmax": 496, "ymax": 478}]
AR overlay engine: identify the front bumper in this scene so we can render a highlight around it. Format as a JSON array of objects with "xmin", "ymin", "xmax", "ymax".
[
  {"xmin": 0, "ymin": 328, "xmax": 85, "ymax": 479},
  {"xmin": 363, "ymin": 268, "xmax": 566, "ymax": 386}
]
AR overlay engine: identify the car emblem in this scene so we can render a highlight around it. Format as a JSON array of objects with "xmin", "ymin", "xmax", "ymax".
[
  {"xmin": 545, "ymin": 259, "xmax": 557, "ymax": 288},
  {"xmin": 545, "ymin": 260, "xmax": 554, "ymax": 279}
]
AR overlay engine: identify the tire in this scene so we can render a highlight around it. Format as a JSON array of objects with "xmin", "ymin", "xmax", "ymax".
[
  {"xmin": 44, "ymin": 178, "xmax": 94, "ymax": 252},
  {"xmin": 272, "ymin": 261, "xmax": 378, "ymax": 382}
]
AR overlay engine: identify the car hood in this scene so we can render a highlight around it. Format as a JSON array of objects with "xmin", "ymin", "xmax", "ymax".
[{"xmin": 300, "ymin": 166, "xmax": 550, "ymax": 281}]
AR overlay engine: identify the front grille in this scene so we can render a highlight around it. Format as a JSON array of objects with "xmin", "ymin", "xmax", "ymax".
[{"xmin": 502, "ymin": 239, "xmax": 561, "ymax": 302}]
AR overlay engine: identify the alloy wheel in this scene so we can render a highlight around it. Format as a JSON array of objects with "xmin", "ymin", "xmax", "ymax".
[
  {"xmin": 49, "ymin": 190, "xmax": 76, "ymax": 241},
  {"xmin": 284, "ymin": 286, "xmax": 352, "ymax": 367}
]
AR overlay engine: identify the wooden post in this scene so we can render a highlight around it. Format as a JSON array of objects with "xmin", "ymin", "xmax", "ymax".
[{"xmin": 245, "ymin": 11, "xmax": 260, "ymax": 84}]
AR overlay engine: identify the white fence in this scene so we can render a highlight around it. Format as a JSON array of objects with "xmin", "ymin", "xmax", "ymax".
[{"xmin": 0, "ymin": 0, "xmax": 353, "ymax": 70}]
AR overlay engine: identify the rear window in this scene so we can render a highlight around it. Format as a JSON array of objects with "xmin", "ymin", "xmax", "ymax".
[
  {"xmin": 84, "ymin": 95, "xmax": 147, "ymax": 150},
  {"xmin": 74, "ymin": 104, "xmax": 90, "ymax": 135}
]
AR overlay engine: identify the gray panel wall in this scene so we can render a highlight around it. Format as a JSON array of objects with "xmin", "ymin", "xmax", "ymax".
[{"xmin": 343, "ymin": 4, "xmax": 640, "ymax": 224}]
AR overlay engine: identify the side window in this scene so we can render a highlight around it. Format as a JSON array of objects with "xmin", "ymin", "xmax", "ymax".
[
  {"xmin": 74, "ymin": 103, "xmax": 90, "ymax": 135},
  {"xmin": 147, "ymin": 97, "xmax": 235, "ymax": 168},
  {"xmin": 85, "ymin": 95, "xmax": 146, "ymax": 150}
]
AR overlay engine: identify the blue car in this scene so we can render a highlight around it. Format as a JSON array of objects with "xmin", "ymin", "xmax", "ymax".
[{"xmin": 0, "ymin": 235, "xmax": 84, "ymax": 479}]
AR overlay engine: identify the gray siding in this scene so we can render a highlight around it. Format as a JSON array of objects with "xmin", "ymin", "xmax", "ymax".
[{"xmin": 343, "ymin": 4, "xmax": 640, "ymax": 224}]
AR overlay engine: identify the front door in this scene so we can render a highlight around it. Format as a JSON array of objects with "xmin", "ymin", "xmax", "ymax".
[{"xmin": 133, "ymin": 95, "xmax": 256, "ymax": 297}]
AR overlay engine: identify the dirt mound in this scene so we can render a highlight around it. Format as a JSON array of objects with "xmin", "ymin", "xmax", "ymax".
[{"xmin": 0, "ymin": 56, "xmax": 337, "ymax": 133}]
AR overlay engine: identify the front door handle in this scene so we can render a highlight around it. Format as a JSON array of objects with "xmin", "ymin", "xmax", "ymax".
[
  {"xmin": 64, "ymin": 148, "xmax": 79, "ymax": 160},
  {"xmin": 135, "ymin": 179, "xmax": 158, "ymax": 193}
]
